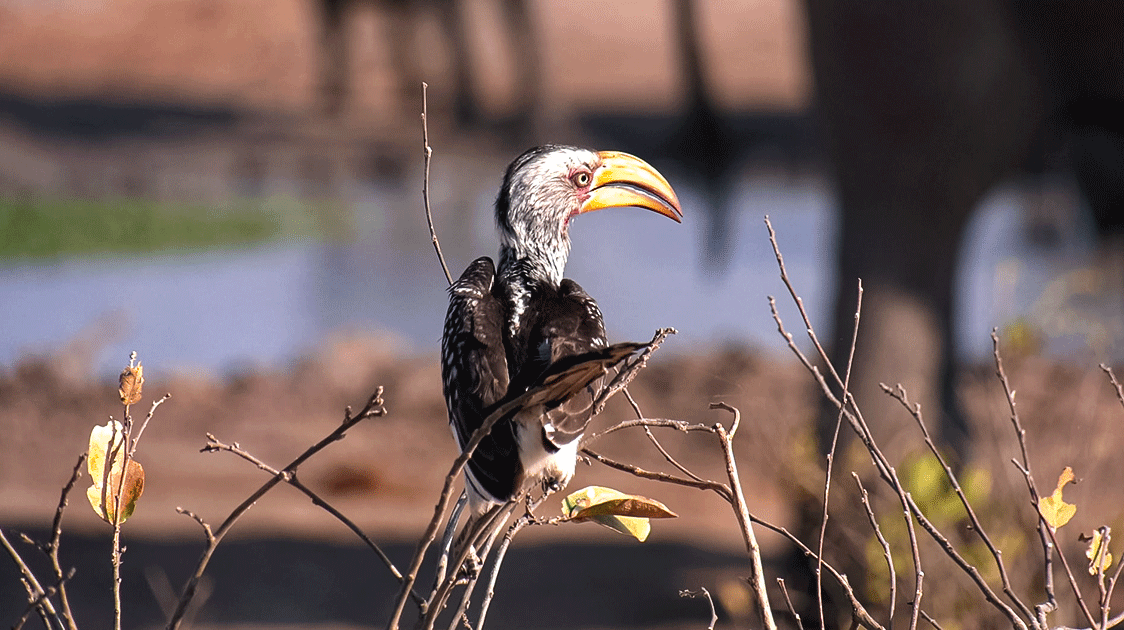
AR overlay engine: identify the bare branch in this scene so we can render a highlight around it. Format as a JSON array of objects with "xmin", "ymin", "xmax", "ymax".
[
  {"xmin": 764, "ymin": 215, "xmax": 846, "ymax": 390},
  {"xmin": 2, "ymin": 528, "xmax": 63, "ymax": 630},
  {"xmin": 421, "ymin": 82, "xmax": 453, "ymax": 286},
  {"xmin": 752, "ymin": 519, "xmax": 884, "ymax": 630},
  {"xmin": 130, "ymin": 393, "xmax": 170, "ymax": 457},
  {"xmin": 475, "ymin": 508, "xmax": 536, "ymax": 630},
  {"xmin": 882, "ymin": 382, "xmax": 1035, "ymax": 623},
  {"xmin": 920, "ymin": 610, "xmax": 944, "ymax": 630},
  {"xmin": 853, "ymin": 473, "xmax": 896, "ymax": 623},
  {"xmin": 993, "ymin": 330, "xmax": 1057, "ymax": 616},
  {"xmin": 591, "ymin": 328, "xmax": 675, "ymax": 416},
  {"xmin": 817, "ymin": 278, "xmax": 862, "ymax": 630},
  {"xmin": 582, "ymin": 446, "xmax": 732, "ymax": 502},
  {"xmin": 778, "ymin": 578, "xmax": 804, "ymax": 629},
  {"xmin": 13, "ymin": 567, "xmax": 74, "ymax": 630},
  {"xmin": 624, "ymin": 388, "xmax": 707, "ymax": 483},
  {"xmin": 680, "ymin": 588, "xmax": 719, "ymax": 630},
  {"xmin": 167, "ymin": 388, "xmax": 387, "ymax": 630},
  {"xmin": 45, "ymin": 455, "xmax": 85, "ymax": 630},
  {"xmin": 710, "ymin": 404, "xmax": 776, "ymax": 630},
  {"xmin": 175, "ymin": 508, "xmax": 214, "ymax": 543}
]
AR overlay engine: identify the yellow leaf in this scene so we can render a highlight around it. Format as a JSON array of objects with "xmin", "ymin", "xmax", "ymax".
[
  {"xmin": 1084, "ymin": 527, "xmax": 1113, "ymax": 576},
  {"xmin": 119, "ymin": 363, "xmax": 144, "ymax": 405},
  {"xmin": 1039, "ymin": 467, "xmax": 1076, "ymax": 530},
  {"xmin": 561, "ymin": 486, "xmax": 676, "ymax": 542},
  {"xmin": 86, "ymin": 421, "xmax": 145, "ymax": 525}
]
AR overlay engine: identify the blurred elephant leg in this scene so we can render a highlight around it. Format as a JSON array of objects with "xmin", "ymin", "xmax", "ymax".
[
  {"xmin": 829, "ymin": 199, "xmax": 972, "ymax": 464},
  {"xmin": 499, "ymin": 0, "xmax": 540, "ymax": 135},
  {"xmin": 316, "ymin": 0, "xmax": 350, "ymax": 117},
  {"xmin": 436, "ymin": 0, "xmax": 479, "ymax": 127},
  {"xmin": 804, "ymin": 0, "xmax": 1043, "ymax": 464},
  {"xmin": 383, "ymin": 0, "xmax": 425, "ymax": 116}
]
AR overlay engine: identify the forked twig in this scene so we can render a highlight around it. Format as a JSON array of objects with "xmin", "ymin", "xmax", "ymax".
[
  {"xmin": 993, "ymin": 330, "xmax": 1060, "ymax": 622},
  {"xmin": 202, "ymin": 434, "xmax": 412, "ymax": 595},
  {"xmin": 680, "ymin": 588, "xmax": 719, "ymax": 630},
  {"xmin": 767, "ymin": 219, "xmax": 1029, "ymax": 630},
  {"xmin": 882, "ymin": 382, "xmax": 1035, "ymax": 623},
  {"xmin": 853, "ymin": 473, "xmax": 896, "ymax": 623},
  {"xmin": 2, "ymin": 528, "xmax": 63, "ymax": 630},
  {"xmin": 167, "ymin": 388, "xmax": 387, "ymax": 630},
  {"xmin": 46, "ymin": 455, "xmax": 85, "ymax": 630}
]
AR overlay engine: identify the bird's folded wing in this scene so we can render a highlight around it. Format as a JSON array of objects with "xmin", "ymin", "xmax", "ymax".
[{"xmin": 510, "ymin": 341, "xmax": 645, "ymax": 445}]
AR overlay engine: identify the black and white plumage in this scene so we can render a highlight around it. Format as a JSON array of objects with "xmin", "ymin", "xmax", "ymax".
[{"xmin": 440, "ymin": 145, "xmax": 682, "ymax": 516}]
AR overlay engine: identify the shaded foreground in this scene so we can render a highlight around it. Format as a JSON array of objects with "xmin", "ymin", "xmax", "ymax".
[{"xmin": 4, "ymin": 334, "xmax": 1124, "ymax": 628}]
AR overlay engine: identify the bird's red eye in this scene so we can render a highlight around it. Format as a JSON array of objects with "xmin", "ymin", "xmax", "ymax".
[{"xmin": 571, "ymin": 171, "xmax": 592, "ymax": 188}]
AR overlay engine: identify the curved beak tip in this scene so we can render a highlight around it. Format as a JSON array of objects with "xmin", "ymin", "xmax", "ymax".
[{"xmin": 582, "ymin": 150, "xmax": 683, "ymax": 223}]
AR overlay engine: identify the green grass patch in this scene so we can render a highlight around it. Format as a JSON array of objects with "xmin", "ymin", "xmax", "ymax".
[{"xmin": 0, "ymin": 197, "xmax": 316, "ymax": 260}]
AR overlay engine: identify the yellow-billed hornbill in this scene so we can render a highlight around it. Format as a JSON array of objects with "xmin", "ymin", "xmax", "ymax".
[{"xmin": 441, "ymin": 145, "xmax": 682, "ymax": 518}]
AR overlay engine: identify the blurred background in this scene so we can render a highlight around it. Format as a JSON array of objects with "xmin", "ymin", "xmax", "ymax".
[{"xmin": 2, "ymin": 1, "xmax": 1124, "ymax": 628}]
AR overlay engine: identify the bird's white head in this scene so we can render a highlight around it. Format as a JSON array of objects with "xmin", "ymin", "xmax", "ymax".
[{"xmin": 495, "ymin": 145, "xmax": 682, "ymax": 285}]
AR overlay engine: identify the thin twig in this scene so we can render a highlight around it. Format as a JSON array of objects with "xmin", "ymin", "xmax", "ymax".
[
  {"xmin": 902, "ymin": 493, "xmax": 1026, "ymax": 630},
  {"xmin": 624, "ymin": 388, "xmax": 706, "ymax": 483},
  {"xmin": 202, "ymin": 435, "xmax": 411, "ymax": 590},
  {"xmin": 994, "ymin": 330, "xmax": 1057, "ymax": 618},
  {"xmin": 433, "ymin": 493, "xmax": 468, "ymax": 596},
  {"xmin": 591, "ymin": 328, "xmax": 676, "ymax": 416},
  {"xmin": 765, "ymin": 216, "xmax": 846, "ymax": 389},
  {"xmin": 882, "ymin": 382, "xmax": 1036, "ymax": 624},
  {"xmin": 130, "ymin": 394, "xmax": 169, "ymax": 457},
  {"xmin": 772, "ymin": 288, "xmax": 931, "ymax": 629},
  {"xmin": 680, "ymin": 588, "xmax": 719, "ymax": 630},
  {"xmin": 752, "ymin": 520, "xmax": 884, "ymax": 630},
  {"xmin": 421, "ymin": 82, "xmax": 453, "ymax": 286},
  {"xmin": 387, "ymin": 397, "xmax": 537, "ymax": 629},
  {"xmin": 768, "ymin": 224, "xmax": 1030, "ymax": 630},
  {"xmin": 2, "ymin": 528, "xmax": 63, "ymax": 630},
  {"xmin": 778, "ymin": 578, "xmax": 804, "ymax": 629},
  {"xmin": 167, "ymin": 388, "xmax": 387, "ymax": 630},
  {"xmin": 919, "ymin": 610, "xmax": 944, "ymax": 630},
  {"xmin": 710, "ymin": 403, "xmax": 776, "ymax": 630},
  {"xmin": 905, "ymin": 492, "xmax": 924, "ymax": 630},
  {"xmin": 853, "ymin": 473, "xmax": 895, "ymax": 624},
  {"xmin": 1041, "ymin": 516, "xmax": 1099, "ymax": 629},
  {"xmin": 427, "ymin": 501, "xmax": 517, "ymax": 630},
  {"xmin": 175, "ymin": 508, "xmax": 214, "ymax": 543},
  {"xmin": 581, "ymin": 446, "xmax": 732, "ymax": 500},
  {"xmin": 13, "ymin": 568, "xmax": 74, "ymax": 630},
  {"xmin": 45, "ymin": 454, "xmax": 85, "ymax": 630},
  {"xmin": 817, "ymin": 279, "xmax": 862, "ymax": 630},
  {"xmin": 475, "ymin": 506, "xmax": 537, "ymax": 630}
]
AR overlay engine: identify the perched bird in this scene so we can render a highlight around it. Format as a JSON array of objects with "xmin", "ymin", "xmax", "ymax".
[{"xmin": 441, "ymin": 145, "xmax": 682, "ymax": 520}]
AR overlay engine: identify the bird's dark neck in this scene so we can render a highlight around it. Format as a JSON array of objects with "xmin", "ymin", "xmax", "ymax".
[
  {"xmin": 498, "ymin": 244, "xmax": 565, "ymax": 288},
  {"xmin": 496, "ymin": 245, "xmax": 566, "ymax": 345}
]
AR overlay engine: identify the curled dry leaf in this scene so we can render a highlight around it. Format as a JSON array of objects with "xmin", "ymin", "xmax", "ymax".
[
  {"xmin": 119, "ymin": 363, "xmax": 144, "ymax": 405},
  {"xmin": 562, "ymin": 486, "xmax": 677, "ymax": 542},
  {"xmin": 1038, "ymin": 466, "xmax": 1076, "ymax": 531},
  {"xmin": 1081, "ymin": 527, "xmax": 1113, "ymax": 576},
  {"xmin": 86, "ymin": 420, "xmax": 145, "ymax": 525}
]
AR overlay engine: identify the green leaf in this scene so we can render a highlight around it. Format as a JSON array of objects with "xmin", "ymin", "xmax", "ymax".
[
  {"xmin": 1039, "ymin": 467, "xmax": 1075, "ymax": 531},
  {"xmin": 562, "ymin": 486, "xmax": 677, "ymax": 542},
  {"xmin": 86, "ymin": 421, "xmax": 145, "ymax": 525}
]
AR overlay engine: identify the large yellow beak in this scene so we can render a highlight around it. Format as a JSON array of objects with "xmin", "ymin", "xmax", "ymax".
[{"xmin": 579, "ymin": 151, "xmax": 683, "ymax": 222}]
